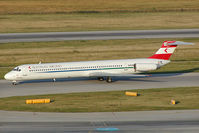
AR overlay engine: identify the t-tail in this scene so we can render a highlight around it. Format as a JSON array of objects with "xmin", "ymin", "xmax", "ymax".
[{"xmin": 148, "ymin": 41, "xmax": 193, "ymax": 60}]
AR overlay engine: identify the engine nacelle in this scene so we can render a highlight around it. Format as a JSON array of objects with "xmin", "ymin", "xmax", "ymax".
[{"xmin": 134, "ymin": 63, "xmax": 159, "ymax": 72}]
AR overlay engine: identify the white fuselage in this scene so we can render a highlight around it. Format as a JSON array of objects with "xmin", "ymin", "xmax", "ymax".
[{"xmin": 4, "ymin": 58, "xmax": 169, "ymax": 81}]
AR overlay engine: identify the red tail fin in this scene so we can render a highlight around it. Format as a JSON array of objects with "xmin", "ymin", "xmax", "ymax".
[{"xmin": 148, "ymin": 41, "xmax": 177, "ymax": 60}]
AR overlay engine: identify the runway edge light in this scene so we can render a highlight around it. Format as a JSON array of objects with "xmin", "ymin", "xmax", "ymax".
[
  {"xmin": 125, "ymin": 91, "xmax": 138, "ymax": 96},
  {"xmin": 26, "ymin": 99, "xmax": 51, "ymax": 104}
]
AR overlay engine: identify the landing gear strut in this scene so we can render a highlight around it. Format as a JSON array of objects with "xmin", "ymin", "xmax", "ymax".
[
  {"xmin": 53, "ymin": 78, "xmax": 56, "ymax": 82},
  {"xmin": 12, "ymin": 81, "xmax": 17, "ymax": 85},
  {"xmin": 106, "ymin": 77, "xmax": 112, "ymax": 83}
]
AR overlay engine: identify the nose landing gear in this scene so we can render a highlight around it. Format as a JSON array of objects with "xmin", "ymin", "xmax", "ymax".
[{"xmin": 12, "ymin": 81, "xmax": 17, "ymax": 85}]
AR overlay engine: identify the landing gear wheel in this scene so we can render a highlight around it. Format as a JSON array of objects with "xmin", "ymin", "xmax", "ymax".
[
  {"xmin": 98, "ymin": 77, "xmax": 104, "ymax": 81},
  {"xmin": 12, "ymin": 81, "xmax": 17, "ymax": 85},
  {"xmin": 106, "ymin": 77, "xmax": 112, "ymax": 83}
]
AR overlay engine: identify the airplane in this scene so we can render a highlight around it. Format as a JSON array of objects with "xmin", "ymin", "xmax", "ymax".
[{"xmin": 4, "ymin": 41, "xmax": 193, "ymax": 85}]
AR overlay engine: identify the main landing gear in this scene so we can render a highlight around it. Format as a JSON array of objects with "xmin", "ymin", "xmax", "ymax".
[
  {"xmin": 97, "ymin": 77, "xmax": 113, "ymax": 83},
  {"xmin": 106, "ymin": 77, "xmax": 112, "ymax": 83},
  {"xmin": 97, "ymin": 77, "xmax": 104, "ymax": 81}
]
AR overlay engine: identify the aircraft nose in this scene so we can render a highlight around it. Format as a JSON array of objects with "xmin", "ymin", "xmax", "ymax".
[{"xmin": 4, "ymin": 73, "xmax": 12, "ymax": 80}]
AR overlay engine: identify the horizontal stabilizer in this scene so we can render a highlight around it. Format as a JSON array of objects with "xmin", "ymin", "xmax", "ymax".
[{"xmin": 167, "ymin": 41, "xmax": 194, "ymax": 46}]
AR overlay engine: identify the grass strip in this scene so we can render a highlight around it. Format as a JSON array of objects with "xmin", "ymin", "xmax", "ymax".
[
  {"xmin": 0, "ymin": 0, "xmax": 199, "ymax": 14},
  {"xmin": 0, "ymin": 12, "xmax": 199, "ymax": 33},
  {"xmin": 0, "ymin": 87, "xmax": 199, "ymax": 112}
]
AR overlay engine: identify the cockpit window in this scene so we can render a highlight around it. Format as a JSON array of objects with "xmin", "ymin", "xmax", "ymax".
[{"xmin": 13, "ymin": 67, "xmax": 21, "ymax": 72}]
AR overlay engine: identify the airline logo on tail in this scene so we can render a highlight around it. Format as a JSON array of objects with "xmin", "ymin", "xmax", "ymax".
[{"xmin": 148, "ymin": 41, "xmax": 193, "ymax": 60}]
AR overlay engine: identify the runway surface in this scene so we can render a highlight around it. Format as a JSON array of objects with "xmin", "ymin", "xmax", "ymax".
[
  {"xmin": 0, "ymin": 29, "xmax": 199, "ymax": 43},
  {"xmin": 0, "ymin": 73, "xmax": 199, "ymax": 98},
  {"xmin": 1, "ymin": 110, "xmax": 199, "ymax": 133}
]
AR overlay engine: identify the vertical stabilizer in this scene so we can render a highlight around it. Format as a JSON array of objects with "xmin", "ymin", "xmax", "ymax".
[{"xmin": 148, "ymin": 41, "xmax": 178, "ymax": 60}]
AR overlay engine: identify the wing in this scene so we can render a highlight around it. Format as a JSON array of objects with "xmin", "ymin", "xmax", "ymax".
[{"xmin": 89, "ymin": 72, "xmax": 149, "ymax": 77}]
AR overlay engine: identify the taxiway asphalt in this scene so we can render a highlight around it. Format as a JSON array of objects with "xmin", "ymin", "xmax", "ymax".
[
  {"xmin": 1, "ymin": 110, "xmax": 199, "ymax": 133},
  {"xmin": 1, "ymin": 73, "xmax": 199, "ymax": 132},
  {"xmin": 0, "ymin": 73, "xmax": 199, "ymax": 98},
  {"xmin": 0, "ymin": 29, "xmax": 199, "ymax": 43}
]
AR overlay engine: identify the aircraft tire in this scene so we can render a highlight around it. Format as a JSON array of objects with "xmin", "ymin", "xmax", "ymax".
[
  {"xmin": 98, "ymin": 77, "xmax": 104, "ymax": 81},
  {"xmin": 12, "ymin": 81, "xmax": 17, "ymax": 85},
  {"xmin": 106, "ymin": 77, "xmax": 112, "ymax": 83}
]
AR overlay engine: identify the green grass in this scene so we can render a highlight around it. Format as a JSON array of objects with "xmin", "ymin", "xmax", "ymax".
[
  {"xmin": 0, "ymin": 12, "xmax": 199, "ymax": 33},
  {"xmin": 0, "ymin": 87, "xmax": 199, "ymax": 112},
  {"xmin": 0, "ymin": 38, "xmax": 199, "ymax": 79}
]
